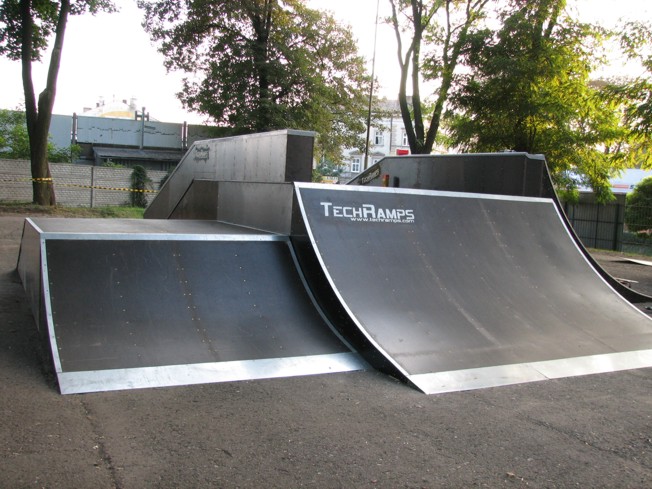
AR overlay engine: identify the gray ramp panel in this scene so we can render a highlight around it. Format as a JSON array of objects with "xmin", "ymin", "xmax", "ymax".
[
  {"xmin": 26, "ymin": 221, "xmax": 363, "ymax": 394},
  {"xmin": 294, "ymin": 183, "xmax": 652, "ymax": 394}
]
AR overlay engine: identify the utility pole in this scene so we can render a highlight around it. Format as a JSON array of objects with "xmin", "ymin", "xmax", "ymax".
[
  {"xmin": 135, "ymin": 107, "xmax": 149, "ymax": 149},
  {"xmin": 364, "ymin": 0, "xmax": 381, "ymax": 171}
]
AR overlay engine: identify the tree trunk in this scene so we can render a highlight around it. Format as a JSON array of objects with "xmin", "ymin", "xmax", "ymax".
[{"xmin": 20, "ymin": 0, "xmax": 70, "ymax": 205}]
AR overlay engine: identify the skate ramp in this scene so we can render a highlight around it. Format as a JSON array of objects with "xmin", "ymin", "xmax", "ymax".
[
  {"xmin": 17, "ymin": 218, "xmax": 364, "ymax": 394},
  {"xmin": 145, "ymin": 129, "xmax": 314, "ymax": 222},
  {"xmin": 349, "ymin": 153, "xmax": 651, "ymax": 304},
  {"xmin": 293, "ymin": 183, "xmax": 652, "ymax": 394}
]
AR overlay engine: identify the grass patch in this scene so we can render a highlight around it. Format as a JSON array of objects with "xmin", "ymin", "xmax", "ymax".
[{"xmin": 0, "ymin": 201, "xmax": 145, "ymax": 218}]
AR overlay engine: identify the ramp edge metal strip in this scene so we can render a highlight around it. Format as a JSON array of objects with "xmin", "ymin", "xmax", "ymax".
[
  {"xmin": 37, "ymin": 233, "xmax": 285, "ymax": 242},
  {"xmin": 295, "ymin": 181, "xmax": 553, "ymax": 203},
  {"xmin": 40, "ymin": 233, "xmax": 64, "ymax": 374},
  {"xmin": 57, "ymin": 352, "xmax": 367, "ymax": 394},
  {"xmin": 410, "ymin": 349, "xmax": 652, "ymax": 395},
  {"xmin": 293, "ymin": 183, "xmax": 412, "ymax": 380}
]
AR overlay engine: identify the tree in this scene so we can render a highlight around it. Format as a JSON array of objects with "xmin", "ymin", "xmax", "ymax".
[
  {"xmin": 445, "ymin": 0, "xmax": 638, "ymax": 200},
  {"xmin": 130, "ymin": 165, "xmax": 151, "ymax": 208},
  {"xmin": 312, "ymin": 157, "xmax": 345, "ymax": 182},
  {"xmin": 388, "ymin": 0, "xmax": 491, "ymax": 155},
  {"xmin": 601, "ymin": 20, "xmax": 652, "ymax": 166},
  {"xmin": 0, "ymin": 109, "xmax": 30, "ymax": 158},
  {"xmin": 0, "ymin": 0, "xmax": 115, "ymax": 205},
  {"xmin": 625, "ymin": 177, "xmax": 652, "ymax": 233},
  {"xmin": 138, "ymin": 0, "xmax": 371, "ymax": 163},
  {"xmin": 0, "ymin": 108, "xmax": 80, "ymax": 162}
]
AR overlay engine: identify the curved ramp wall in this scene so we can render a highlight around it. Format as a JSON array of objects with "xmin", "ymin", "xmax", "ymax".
[
  {"xmin": 349, "ymin": 153, "xmax": 650, "ymax": 303},
  {"xmin": 293, "ymin": 183, "xmax": 652, "ymax": 394}
]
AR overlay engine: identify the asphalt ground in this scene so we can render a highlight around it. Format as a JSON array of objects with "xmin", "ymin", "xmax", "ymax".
[{"xmin": 1, "ymin": 215, "xmax": 651, "ymax": 488}]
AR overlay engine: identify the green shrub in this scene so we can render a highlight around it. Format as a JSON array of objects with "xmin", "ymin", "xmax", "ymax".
[{"xmin": 130, "ymin": 165, "xmax": 151, "ymax": 208}]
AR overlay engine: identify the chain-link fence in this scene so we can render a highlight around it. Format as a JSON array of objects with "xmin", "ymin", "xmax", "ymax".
[
  {"xmin": 564, "ymin": 196, "xmax": 652, "ymax": 256},
  {"xmin": 622, "ymin": 204, "xmax": 652, "ymax": 255}
]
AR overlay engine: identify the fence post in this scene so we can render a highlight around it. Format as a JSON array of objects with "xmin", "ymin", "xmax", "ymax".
[
  {"xmin": 593, "ymin": 204, "xmax": 600, "ymax": 248},
  {"xmin": 613, "ymin": 202, "xmax": 621, "ymax": 251},
  {"xmin": 90, "ymin": 166, "xmax": 95, "ymax": 208}
]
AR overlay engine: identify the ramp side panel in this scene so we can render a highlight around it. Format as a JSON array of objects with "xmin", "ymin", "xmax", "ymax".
[
  {"xmin": 169, "ymin": 180, "xmax": 219, "ymax": 220},
  {"xmin": 17, "ymin": 219, "xmax": 46, "ymax": 333},
  {"xmin": 294, "ymin": 184, "xmax": 652, "ymax": 389},
  {"xmin": 45, "ymin": 239, "xmax": 350, "ymax": 374},
  {"xmin": 144, "ymin": 130, "xmax": 314, "ymax": 219}
]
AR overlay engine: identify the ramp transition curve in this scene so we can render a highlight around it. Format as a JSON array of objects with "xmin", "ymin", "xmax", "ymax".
[{"xmin": 293, "ymin": 183, "xmax": 652, "ymax": 394}]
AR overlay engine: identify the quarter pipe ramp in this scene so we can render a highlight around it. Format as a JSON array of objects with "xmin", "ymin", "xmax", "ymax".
[{"xmin": 293, "ymin": 183, "xmax": 652, "ymax": 394}]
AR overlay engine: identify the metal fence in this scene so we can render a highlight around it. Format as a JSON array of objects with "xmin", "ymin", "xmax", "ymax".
[
  {"xmin": 563, "ymin": 196, "xmax": 652, "ymax": 256},
  {"xmin": 621, "ymin": 204, "xmax": 652, "ymax": 256}
]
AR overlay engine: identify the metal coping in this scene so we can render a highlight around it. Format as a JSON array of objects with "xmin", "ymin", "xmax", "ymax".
[
  {"xmin": 295, "ymin": 181, "xmax": 553, "ymax": 203},
  {"xmin": 26, "ymin": 218, "xmax": 283, "ymax": 242}
]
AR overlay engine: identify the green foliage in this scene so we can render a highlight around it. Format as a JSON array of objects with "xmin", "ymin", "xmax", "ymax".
[
  {"xmin": 0, "ymin": 109, "xmax": 30, "ymax": 158},
  {"xmin": 0, "ymin": 109, "xmax": 80, "ymax": 162},
  {"xmin": 138, "ymin": 0, "xmax": 370, "ymax": 163},
  {"xmin": 0, "ymin": 202, "xmax": 145, "ymax": 218},
  {"xmin": 312, "ymin": 158, "xmax": 345, "ymax": 182},
  {"xmin": 388, "ymin": 0, "xmax": 491, "ymax": 154},
  {"xmin": 130, "ymin": 165, "xmax": 151, "ymax": 208},
  {"xmin": 445, "ymin": 0, "xmax": 640, "ymax": 201},
  {"xmin": 102, "ymin": 159, "xmax": 124, "ymax": 168},
  {"xmin": 0, "ymin": 0, "xmax": 116, "ymax": 205},
  {"xmin": 626, "ymin": 177, "xmax": 652, "ymax": 232},
  {"xmin": 601, "ymin": 21, "xmax": 652, "ymax": 165},
  {"xmin": 0, "ymin": 1, "xmax": 116, "ymax": 61}
]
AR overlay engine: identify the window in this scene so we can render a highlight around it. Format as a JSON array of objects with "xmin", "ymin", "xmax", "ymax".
[
  {"xmin": 351, "ymin": 157, "xmax": 361, "ymax": 173},
  {"xmin": 401, "ymin": 131, "xmax": 408, "ymax": 147},
  {"xmin": 374, "ymin": 131, "xmax": 384, "ymax": 146}
]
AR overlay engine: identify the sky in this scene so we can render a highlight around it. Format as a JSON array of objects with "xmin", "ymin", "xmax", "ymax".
[{"xmin": 0, "ymin": 0, "xmax": 650, "ymax": 125}]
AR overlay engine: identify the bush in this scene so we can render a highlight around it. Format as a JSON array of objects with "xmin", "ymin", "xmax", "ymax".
[
  {"xmin": 625, "ymin": 177, "xmax": 652, "ymax": 232},
  {"xmin": 130, "ymin": 165, "xmax": 151, "ymax": 208}
]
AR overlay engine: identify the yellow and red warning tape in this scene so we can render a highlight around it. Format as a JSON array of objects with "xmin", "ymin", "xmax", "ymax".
[{"xmin": 2, "ymin": 176, "xmax": 157, "ymax": 193}]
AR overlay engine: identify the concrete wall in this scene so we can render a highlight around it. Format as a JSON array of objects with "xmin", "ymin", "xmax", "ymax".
[{"xmin": 0, "ymin": 159, "xmax": 168, "ymax": 207}]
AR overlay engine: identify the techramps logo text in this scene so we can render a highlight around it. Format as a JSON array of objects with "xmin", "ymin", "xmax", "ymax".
[{"xmin": 319, "ymin": 202, "xmax": 415, "ymax": 224}]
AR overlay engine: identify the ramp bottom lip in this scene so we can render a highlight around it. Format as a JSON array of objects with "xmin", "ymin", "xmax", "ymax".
[
  {"xmin": 409, "ymin": 349, "xmax": 652, "ymax": 395},
  {"xmin": 57, "ymin": 352, "xmax": 367, "ymax": 395}
]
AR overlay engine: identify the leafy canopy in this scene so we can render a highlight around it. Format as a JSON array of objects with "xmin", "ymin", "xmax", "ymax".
[
  {"xmin": 138, "ymin": 0, "xmax": 371, "ymax": 162},
  {"xmin": 445, "ymin": 0, "xmax": 646, "ymax": 201},
  {"xmin": 0, "ymin": 0, "xmax": 115, "ymax": 61},
  {"xmin": 388, "ymin": 0, "xmax": 491, "ymax": 155},
  {"xmin": 0, "ymin": 0, "xmax": 115, "ymax": 205}
]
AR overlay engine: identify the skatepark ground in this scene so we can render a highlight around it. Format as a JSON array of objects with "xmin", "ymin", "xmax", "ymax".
[{"xmin": 1, "ymin": 214, "xmax": 651, "ymax": 488}]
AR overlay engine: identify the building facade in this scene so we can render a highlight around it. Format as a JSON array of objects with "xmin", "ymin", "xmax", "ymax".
[{"xmin": 339, "ymin": 100, "xmax": 411, "ymax": 182}]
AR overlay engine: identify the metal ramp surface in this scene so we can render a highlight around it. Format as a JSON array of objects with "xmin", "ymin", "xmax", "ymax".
[
  {"xmin": 293, "ymin": 183, "xmax": 652, "ymax": 394},
  {"xmin": 348, "ymin": 152, "xmax": 651, "ymax": 304},
  {"xmin": 17, "ymin": 218, "xmax": 364, "ymax": 394}
]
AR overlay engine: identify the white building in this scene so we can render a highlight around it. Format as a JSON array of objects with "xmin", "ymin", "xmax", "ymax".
[{"xmin": 340, "ymin": 100, "xmax": 411, "ymax": 181}]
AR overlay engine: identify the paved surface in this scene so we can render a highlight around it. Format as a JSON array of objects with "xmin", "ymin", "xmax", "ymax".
[{"xmin": 1, "ymin": 216, "xmax": 652, "ymax": 488}]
